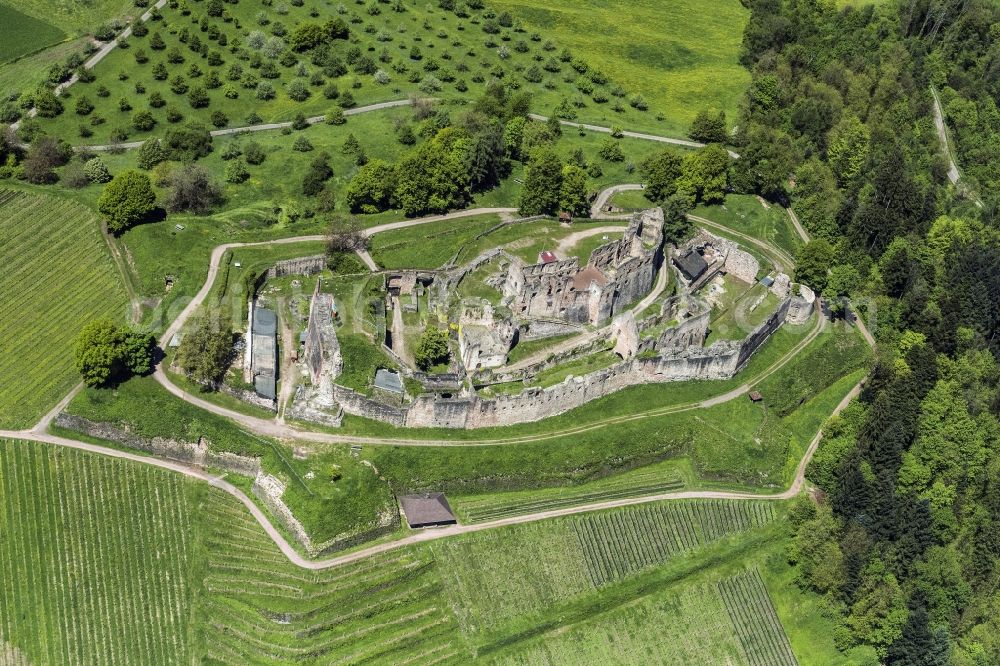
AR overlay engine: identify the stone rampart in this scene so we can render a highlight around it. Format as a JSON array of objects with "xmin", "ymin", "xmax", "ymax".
[
  {"xmin": 786, "ymin": 285, "xmax": 816, "ymax": 325},
  {"xmin": 54, "ymin": 413, "xmax": 262, "ymax": 476},
  {"xmin": 333, "ymin": 385, "xmax": 408, "ymax": 426},
  {"xmin": 266, "ymin": 255, "xmax": 326, "ymax": 279},
  {"xmin": 331, "ymin": 295, "xmax": 796, "ymax": 429}
]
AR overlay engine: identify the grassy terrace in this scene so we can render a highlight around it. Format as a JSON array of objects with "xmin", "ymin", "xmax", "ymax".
[
  {"xmin": 369, "ymin": 213, "xmax": 502, "ymax": 269},
  {"xmin": 695, "ymin": 194, "xmax": 803, "ymax": 259}
]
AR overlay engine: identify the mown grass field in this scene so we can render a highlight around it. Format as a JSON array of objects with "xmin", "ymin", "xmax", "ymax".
[
  {"xmin": 0, "ymin": 3, "xmax": 66, "ymax": 63},
  {"xmin": 0, "ymin": 188, "xmax": 127, "ymax": 429},
  {"xmin": 0, "ymin": 439, "xmax": 197, "ymax": 665},
  {"xmin": 489, "ymin": 0, "xmax": 752, "ymax": 135},
  {"xmin": 2, "ymin": 0, "xmax": 134, "ymax": 33},
  {"xmin": 695, "ymin": 194, "xmax": 804, "ymax": 258}
]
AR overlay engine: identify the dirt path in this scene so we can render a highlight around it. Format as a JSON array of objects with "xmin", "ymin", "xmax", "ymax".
[
  {"xmin": 784, "ymin": 206, "xmax": 810, "ymax": 244},
  {"xmin": 81, "ymin": 99, "xmax": 419, "ymax": 152},
  {"xmin": 528, "ymin": 115, "xmax": 742, "ymax": 159},
  {"xmin": 390, "ymin": 296, "xmax": 407, "ymax": 362},
  {"xmin": 553, "ymin": 225, "xmax": 627, "ymax": 258},
  {"xmin": 931, "ymin": 87, "xmax": 983, "ymax": 208},
  {"xmin": 590, "ymin": 183, "xmax": 644, "ymax": 219}
]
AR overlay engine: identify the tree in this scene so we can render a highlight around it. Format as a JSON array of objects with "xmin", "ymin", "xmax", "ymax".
[
  {"xmin": 598, "ymin": 137, "xmax": 625, "ymax": 161},
  {"xmin": 558, "ymin": 164, "xmax": 588, "ymax": 217},
  {"xmin": 165, "ymin": 164, "xmax": 223, "ymax": 214},
  {"xmin": 21, "ymin": 137, "xmax": 72, "ymax": 184},
  {"xmin": 676, "ymin": 144, "xmax": 729, "ymax": 204},
  {"xmin": 393, "ymin": 129, "xmax": 470, "ymax": 216},
  {"xmin": 73, "ymin": 319, "xmax": 155, "ymax": 387},
  {"xmin": 415, "ymin": 327, "xmax": 450, "ymax": 370},
  {"xmin": 794, "ymin": 239, "xmax": 835, "ymax": 292},
  {"xmin": 84, "ymin": 157, "xmax": 112, "ymax": 183},
  {"xmin": 688, "ymin": 109, "xmax": 727, "ymax": 143},
  {"xmin": 518, "ymin": 147, "xmax": 563, "ymax": 215},
  {"xmin": 827, "ymin": 114, "xmax": 870, "ymax": 189},
  {"xmin": 846, "ymin": 559, "xmax": 909, "ymax": 658},
  {"xmin": 136, "ymin": 138, "xmax": 166, "ymax": 169},
  {"xmin": 661, "ymin": 192, "xmax": 695, "ymax": 244},
  {"xmin": 175, "ymin": 316, "xmax": 233, "ymax": 385},
  {"xmin": 98, "ymin": 169, "xmax": 157, "ymax": 233},
  {"xmin": 35, "ymin": 89, "xmax": 63, "ymax": 118},
  {"xmin": 187, "ymin": 86, "xmax": 210, "ymax": 108},
  {"xmin": 639, "ymin": 149, "xmax": 683, "ymax": 202},
  {"xmin": 823, "ymin": 264, "xmax": 861, "ymax": 315},
  {"xmin": 345, "ymin": 159, "xmax": 396, "ymax": 213},
  {"xmin": 244, "ymin": 142, "xmax": 266, "ymax": 165}
]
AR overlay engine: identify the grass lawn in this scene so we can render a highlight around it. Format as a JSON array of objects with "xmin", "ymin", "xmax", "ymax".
[
  {"xmin": 0, "ymin": 187, "xmax": 127, "ymax": 429},
  {"xmin": 610, "ymin": 187, "xmax": 652, "ymax": 210},
  {"xmin": 695, "ymin": 194, "xmax": 804, "ymax": 258},
  {"xmin": 0, "ymin": 3, "xmax": 66, "ymax": 63},
  {"xmin": 369, "ymin": 213, "xmax": 502, "ymax": 269},
  {"xmin": 534, "ymin": 348, "xmax": 619, "ymax": 387},
  {"xmin": 489, "ymin": 0, "xmax": 751, "ymax": 136},
  {"xmin": 505, "ymin": 332, "xmax": 577, "ymax": 365},
  {"xmin": 3, "ymin": 0, "xmax": 135, "ymax": 34}
]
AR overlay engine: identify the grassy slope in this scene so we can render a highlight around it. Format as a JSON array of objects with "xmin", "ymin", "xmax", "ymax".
[
  {"xmin": 32, "ymin": 0, "xmax": 662, "ymax": 141},
  {"xmin": 3, "ymin": 0, "xmax": 135, "ymax": 33},
  {"xmin": 0, "ymin": 188, "xmax": 127, "ymax": 429},
  {"xmin": 694, "ymin": 193, "xmax": 803, "ymax": 259},
  {"xmin": 0, "ymin": 436, "xmax": 855, "ymax": 664},
  {"xmin": 490, "ymin": 0, "xmax": 751, "ymax": 135},
  {"xmin": 0, "ymin": 4, "xmax": 66, "ymax": 62}
]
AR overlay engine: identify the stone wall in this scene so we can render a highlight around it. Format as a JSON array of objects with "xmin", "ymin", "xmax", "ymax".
[
  {"xmin": 723, "ymin": 246, "xmax": 761, "ymax": 283},
  {"xmin": 266, "ymin": 255, "xmax": 326, "ymax": 279},
  {"xmin": 786, "ymin": 284, "xmax": 816, "ymax": 325},
  {"xmin": 333, "ymin": 385, "xmax": 408, "ymax": 426},
  {"xmin": 55, "ymin": 413, "xmax": 262, "ymax": 476},
  {"xmin": 330, "ymin": 295, "xmax": 795, "ymax": 429},
  {"xmin": 219, "ymin": 383, "xmax": 277, "ymax": 411}
]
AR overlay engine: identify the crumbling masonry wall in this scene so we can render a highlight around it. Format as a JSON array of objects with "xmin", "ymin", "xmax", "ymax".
[{"xmin": 333, "ymin": 298, "xmax": 794, "ymax": 429}]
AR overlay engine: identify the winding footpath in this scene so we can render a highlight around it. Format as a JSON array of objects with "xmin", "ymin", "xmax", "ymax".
[
  {"xmin": 2, "ymin": 186, "xmax": 873, "ymax": 570},
  {"xmin": 930, "ymin": 87, "xmax": 983, "ymax": 208}
]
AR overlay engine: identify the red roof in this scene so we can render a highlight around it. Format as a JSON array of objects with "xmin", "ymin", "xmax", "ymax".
[{"xmin": 539, "ymin": 251, "xmax": 557, "ymax": 264}]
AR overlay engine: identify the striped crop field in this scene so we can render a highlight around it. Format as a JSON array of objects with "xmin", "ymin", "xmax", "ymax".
[
  {"xmin": 196, "ymin": 489, "xmax": 467, "ymax": 664},
  {"xmin": 0, "ymin": 439, "xmax": 196, "ymax": 665},
  {"xmin": 452, "ymin": 465, "xmax": 686, "ymax": 523},
  {"xmin": 0, "ymin": 189, "xmax": 127, "ymax": 428},
  {"xmin": 719, "ymin": 569, "xmax": 799, "ymax": 666},
  {"xmin": 491, "ymin": 579, "xmax": 749, "ymax": 665},
  {"xmin": 435, "ymin": 500, "xmax": 777, "ymax": 632}
]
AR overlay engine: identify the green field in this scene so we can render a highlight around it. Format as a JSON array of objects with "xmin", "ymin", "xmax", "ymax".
[
  {"xmin": 0, "ymin": 439, "xmax": 197, "ymax": 664},
  {"xmin": 370, "ymin": 214, "xmax": 504, "ymax": 269},
  {"xmin": 0, "ymin": 189, "xmax": 127, "ymax": 429},
  {"xmin": 489, "ymin": 0, "xmax": 751, "ymax": 135},
  {"xmin": 2, "ymin": 0, "xmax": 134, "ymax": 33},
  {"xmin": 0, "ymin": 3, "xmax": 66, "ymax": 63},
  {"xmin": 32, "ymin": 0, "xmax": 661, "ymax": 143},
  {"xmin": 695, "ymin": 194, "xmax": 804, "ymax": 258}
]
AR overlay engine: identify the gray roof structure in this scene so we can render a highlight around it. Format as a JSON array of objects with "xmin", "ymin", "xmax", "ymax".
[
  {"xmin": 674, "ymin": 250, "xmax": 708, "ymax": 282},
  {"xmin": 254, "ymin": 374, "xmax": 276, "ymax": 400},
  {"xmin": 253, "ymin": 307, "xmax": 278, "ymax": 336},
  {"xmin": 374, "ymin": 368, "xmax": 404, "ymax": 394},
  {"xmin": 399, "ymin": 493, "xmax": 457, "ymax": 528}
]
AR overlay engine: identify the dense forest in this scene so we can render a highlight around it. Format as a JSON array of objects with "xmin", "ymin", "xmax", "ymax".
[{"xmin": 732, "ymin": 0, "xmax": 1000, "ymax": 663}]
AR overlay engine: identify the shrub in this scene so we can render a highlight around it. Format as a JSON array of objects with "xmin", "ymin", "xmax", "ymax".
[
  {"xmin": 136, "ymin": 138, "xmax": 166, "ymax": 169},
  {"xmin": 244, "ymin": 142, "xmax": 266, "ymax": 164},
  {"xmin": 210, "ymin": 111, "xmax": 228, "ymax": 128},
  {"xmin": 188, "ymin": 86, "xmax": 210, "ymax": 108},
  {"xmin": 292, "ymin": 136, "xmax": 313, "ymax": 151},
  {"xmin": 225, "ymin": 158, "xmax": 250, "ymax": 183},
  {"xmin": 255, "ymin": 81, "xmax": 276, "ymax": 100},
  {"xmin": 84, "ymin": 157, "xmax": 113, "ymax": 183}
]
